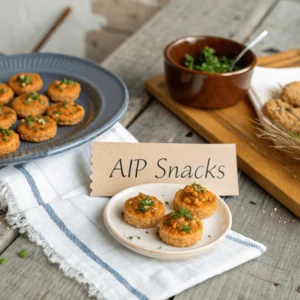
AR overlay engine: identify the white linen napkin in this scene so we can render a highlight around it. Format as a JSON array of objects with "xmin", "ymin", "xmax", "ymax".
[
  {"xmin": 248, "ymin": 66, "xmax": 300, "ymax": 122},
  {"xmin": 0, "ymin": 123, "xmax": 266, "ymax": 300}
]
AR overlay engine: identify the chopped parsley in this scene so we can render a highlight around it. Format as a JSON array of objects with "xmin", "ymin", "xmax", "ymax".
[
  {"xmin": 127, "ymin": 236, "xmax": 134, "ymax": 240},
  {"xmin": 163, "ymin": 219, "xmax": 171, "ymax": 225},
  {"xmin": 208, "ymin": 235, "xmax": 212, "ymax": 238},
  {"xmin": 137, "ymin": 194, "xmax": 155, "ymax": 213},
  {"xmin": 17, "ymin": 74, "xmax": 32, "ymax": 86},
  {"xmin": 157, "ymin": 246, "xmax": 162, "ymax": 250},
  {"xmin": 62, "ymin": 102, "xmax": 68, "ymax": 109},
  {"xmin": 136, "ymin": 236, "xmax": 141, "ymax": 240},
  {"xmin": 19, "ymin": 249, "xmax": 27, "ymax": 259},
  {"xmin": 0, "ymin": 258, "xmax": 7, "ymax": 264},
  {"xmin": 3, "ymin": 137, "xmax": 9, "ymax": 142},
  {"xmin": 170, "ymin": 207, "xmax": 193, "ymax": 220},
  {"xmin": 25, "ymin": 116, "xmax": 36, "ymax": 126},
  {"xmin": 53, "ymin": 110, "xmax": 62, "ymax": 115},
  {"xmin": 61, "ymin": 78, "xmax": 75, "ymax": 85},
  {"xmin": 146, "ymin": 231, "xmax": 149, "ymax": 234},
  {"xmin": 181, "ymin": 225, "xmax": 191, "ymax": 233},
  {"xmin": 0, "ymin": 128, "xmax": 11, "ymax": 136},
  {"xmin": 165, "ymin": 201, "xmax": 169, "ymax": 205},
  {"xmin": 192, "ymin": 183, "xmax": 205, "ymax": 193},
  {"xmin": 0, "ymin": 88, "xmax": 6, "ymax": 94},
  {"xmin": 184, "ymin": 47, "xmax": 240, "ymax": 73}
]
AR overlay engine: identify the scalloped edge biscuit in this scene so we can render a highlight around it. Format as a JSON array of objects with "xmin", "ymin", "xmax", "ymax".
[
  {"xmin": 0, "ymin": 129, "xmax": 20, "ymax": 156},
  {"xmin": 8, "ymin": 73, "xmax": 43, "ymax": 95},
  {"xmin": 11, "ymin": 93, "xmax": 49, "ymax": 118},
  {"xmin": 0, "ymin": 83, "xmax": 14, "ymax": 105},
  {"xmin": 0, "ymin": 106, "xmax": 17, "ymax": 129}
]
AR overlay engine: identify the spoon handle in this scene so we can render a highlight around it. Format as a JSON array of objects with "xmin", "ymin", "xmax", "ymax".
[{"xmin": 230, "ymin": 30, "xmax": 268, "ymax": 71}]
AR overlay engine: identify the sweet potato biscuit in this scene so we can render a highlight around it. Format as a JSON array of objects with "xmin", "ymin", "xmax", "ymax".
[
  {"xmin": 282, "ymin": 82, "xmax": 300, "ymax": 107},
  {"xmin": 0, "ymin": 128, "xmax": 20, "ymax": 156},
  {"xmin": 47, "ymin": 78, "xmax": 81, "ymax": 103},
  {"xmin": 11, "ymin": 93, "xmax": 49, "ymax": 118},
  {"xmin": 159, "ymin": 208, "xmax": 203, "ymax": 247},
  {"xmin": 124, "ymin": 193, "xmax": 165, "ymax": 228},
  {"xmin": 174, "ymin": 183, "xmax": 217, "ymax": 219},
  {"xmin": 263, "ymin": 98, "xmax": 300, "ymax": 135},
  {"xmin": 47, "ymin": 102, "xmax": 85, "ymax": 125},
  {"xmin": 0, "ymin": 83, "xmax": 14, "ymax": 105},
  {"xmin": 8, "ymin": 73, "xmax": 43, "ymax": 95},
  {"xmin": 0, "ymin": 106, "xmax": 17, "ymax": 129},
  {"xmin": 17, "ymin": 116, "xmax": 57, "ymax": 143}
]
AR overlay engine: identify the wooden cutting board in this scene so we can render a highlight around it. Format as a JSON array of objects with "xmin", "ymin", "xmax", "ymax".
[{"xmin": 146, "ymin": 49, "xmax": 300, "ymax": 217}]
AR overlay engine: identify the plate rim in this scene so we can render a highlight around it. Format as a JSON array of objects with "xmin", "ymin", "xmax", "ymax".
[
  {"xmin": 103, "ymin": 183, "xmax": 232, "ymax": 258},
  {"xmin": 0, "ymin": 52, "xmax": 129, "ymax": 166}
]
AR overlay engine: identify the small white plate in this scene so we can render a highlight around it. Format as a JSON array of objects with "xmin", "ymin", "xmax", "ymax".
[{"xmin": 103, "ymin": 183, "xmax": 232, "ymax": 260}]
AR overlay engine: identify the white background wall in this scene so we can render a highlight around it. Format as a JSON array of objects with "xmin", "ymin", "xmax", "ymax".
[{"xmin": 1, "ymin": 0, "xmax": 107, "ymax": 57}]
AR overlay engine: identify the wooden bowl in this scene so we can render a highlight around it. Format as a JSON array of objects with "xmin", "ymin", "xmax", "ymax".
[{"xmin": 164, "ymin": 36, "xmax": 257, "ymax": 109}]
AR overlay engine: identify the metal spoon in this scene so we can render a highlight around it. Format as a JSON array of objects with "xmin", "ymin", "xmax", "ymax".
[{"xmin": 230, "ymin": 30, "xmax": 268, "ymax": 71}]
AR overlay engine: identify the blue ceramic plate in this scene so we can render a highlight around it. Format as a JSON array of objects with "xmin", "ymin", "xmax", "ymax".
[{"xmin": 0, "ymin": 53, "xmax": 128, "ymax": 166}]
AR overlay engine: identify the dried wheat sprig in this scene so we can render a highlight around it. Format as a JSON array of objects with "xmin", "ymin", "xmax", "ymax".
[{"xmin": 255, "ymin": 119, "xmax": 300, "ymax": 160}]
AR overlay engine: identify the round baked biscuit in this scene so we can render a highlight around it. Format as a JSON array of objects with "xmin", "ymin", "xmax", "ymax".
[
  {"xmin": 47, "ymin": 102, "xmax": 85, "ymax": 125},
  {"xmin": 174, "ymin": 184, "xmax": 217, "ymax": 219},
  {"xmin": 263, "ymin": 98, "xmax": 300, "ymax": 135},
  {"xmin": 17, "ymin": 116, "xmax": 57, "ymax": 143},
  {"xmin": 11, "ymin": 93, "xmax": 49, "ymax": 118},
  {"xmin": 47, "ymin": 78, "xmax": 81, "ymax": 103},
  {"xmin": 0, "ymin": 128, "xmax": 20, "ymax": 156},
  {"xmin": 282, "ymin": 82, "xmax": 300, "ymax": 107},
  {"xmin": 159, "ymin": 210, "xmax": 203, "ymax": 247},
  {"xmin": 0, "ymin": 83, "xmax": 14, "ymax": 105},
  {"xmin": 124, "ymin": 193, "xmax": 165, "ymax": 228},
  {"xmin": 0, "ymin": 106, "xmax": 17, "ymax": 129},
  {"xmin": 8, "ymin": 73, "xmax": 43, "ymax": 95}
]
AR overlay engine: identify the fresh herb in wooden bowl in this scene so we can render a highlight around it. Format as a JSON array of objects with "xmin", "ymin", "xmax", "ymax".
[{"xmin": 183, "ymin": 47, "xmax": 240, "ymax": 73}]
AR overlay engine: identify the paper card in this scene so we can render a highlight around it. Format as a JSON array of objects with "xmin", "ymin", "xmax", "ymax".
[{"xmin": 90, "ymin": 143, "xmax": 239, "ymax": 196}]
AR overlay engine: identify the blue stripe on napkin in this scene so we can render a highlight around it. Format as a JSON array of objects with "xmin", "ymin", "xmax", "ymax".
[{"xmin": 17, "ymin": 166, "xmax": 148, "ymax": 300}]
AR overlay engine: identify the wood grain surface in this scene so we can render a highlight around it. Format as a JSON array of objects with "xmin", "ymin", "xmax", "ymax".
[
  {"xmin": 146, "ymin": 49, "xmax": 300, "ymax": 217},
  {"xmin": 1, "ymin": 0, "xmax": 300, "ymax": 299}
]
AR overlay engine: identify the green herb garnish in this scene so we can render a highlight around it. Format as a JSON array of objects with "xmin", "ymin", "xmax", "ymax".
[
  {"xmin": 137, "ymin": 236, "xmax": 141, "ymax": 240},
  {"xmin": 0, "ymin": 258, "xmax": 7, "ymax": 264},
  {"xmin": 3, "ymin": 137, "xmax": 9, "ymax": 142},
  {"xmin": 62, "ymin": 102, "xmax": 68, "ymax": 109},
  {"xmin": 208, "ymin": 235, "xmax": 211, "ymax": 238},
  {"xmin": 0, "ymin": 88, "xmax": 6, "ymax": 94},
  {"xmin": 146, "ymin": 231, "xmax": 149, "ymax": 234},
  {"xmin": 163, "ymin": 219, "xmax": 171, "ymax": 225},
  {"xmin": 183, "ymin": 47, "xmax": 240, "ymax": 73},
  {"xmin": 165, "ymin": 201, "xmax": 169, "ymax": 205},
  {"xmin": 192, "ymin": 183, "xmax": 205, "ymax": 193},
  {"xmin": 0, "ymin": 128, "xmax": 10, "ymax": 136},
  {"xmin": 17, "ymin": 74, "xmax": 32, "ymax": 86},
  {"xmin": 181, "ymin": 225, "xmax": 191, "ymax": 233},
  {"xmin": 61, "ymin": 78, "xmax": 75, "ymax": 85},
  {"xmin": 25, "ymin": 116, "xmax": 36, "ymax": 126},
  {"xmin": 170, "ymin": 207, "xmax": 193, "ymax": 220},
  {"xmin": 19, "ymin": 249, "xmax": 27, "ymax": 259},
  {"xmin": 137, "ymin": 194, "xmax": 155, "ymax": 213},
  {"xmin": 53, "ymin": 110, "xmax": 62, "ymax": 115},
  {"xmin": 127, "ymin": 236, "xmax": 134, "ymax": 240}
]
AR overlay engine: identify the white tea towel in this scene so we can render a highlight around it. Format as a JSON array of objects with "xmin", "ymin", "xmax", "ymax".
[
  {"xmin": 248, "ymin": 66, "xmax": 300, "ymax": 121},
  {"xmin": 0, "ymin": 123, "xmax": 266, "ymax": 300}
]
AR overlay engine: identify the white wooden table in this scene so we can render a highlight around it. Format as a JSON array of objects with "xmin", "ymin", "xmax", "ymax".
[{"xmin": 0, "ymin": 0, "xmax": 300, "ymax": 299}]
